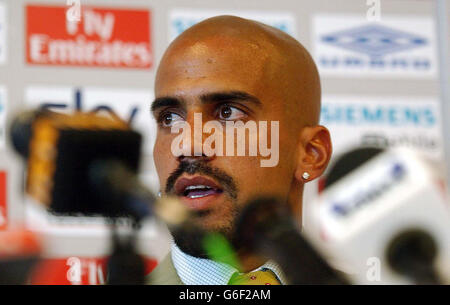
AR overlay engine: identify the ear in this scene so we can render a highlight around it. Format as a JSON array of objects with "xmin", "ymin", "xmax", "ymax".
[{"xmin": 295, "ymin": 125, "xmax": 332, "ymax": 183}]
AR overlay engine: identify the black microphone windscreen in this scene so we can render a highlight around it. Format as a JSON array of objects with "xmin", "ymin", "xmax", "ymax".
[
  {"xmin": 23, "ymin": 112, "xmax": 143, "ymax": 216},
  {"xmin": 233, "ymin": 197, "xmax": 349, "ymax": 284},
  {"xmin": 324, "ymin": 147, "xmax": 384, "ymax": 190},
  {"xmin": 10, "ymin": 110, "xmax": 52, "ymax": 158}
]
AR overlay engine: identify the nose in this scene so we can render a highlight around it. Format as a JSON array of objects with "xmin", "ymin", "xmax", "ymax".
[{"xmin": 176, "ymin": 111, "xmax": 217, "ymax": 162}]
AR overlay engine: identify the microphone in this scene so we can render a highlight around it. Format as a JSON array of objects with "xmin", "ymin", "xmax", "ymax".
[
  {"xmin": 10, "ymin": 110, "xmax": 193, "ymax": 285},
  {"xmin": 10, "ymin": 109, "xmax": 51, "ymax": 159},
  {"xmin": 306, "ymin": 147, "xmax": 450, "ymax": 284},
  {"xmin": 10, "ymin": 110, "xmax": 143, "ymax": 216},
  {"xmin": 10, "ymin": 110, "xmax": 192, "ymax": 285},
  {"xmin": 88, "ymin": 160, "xmax": 153, "ymax": 223},
  {"xmin": 88, "ymin": 159, "xmax": 191, "ymax": 225},
  {"xmin": 232, "ymin": 197, "xmax": 349, "ymax": 284}
]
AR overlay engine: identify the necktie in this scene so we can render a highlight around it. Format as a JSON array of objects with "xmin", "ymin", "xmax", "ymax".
[{"xmin": 228, "ymin": 268, "xmax": 281, "ymax": 285}]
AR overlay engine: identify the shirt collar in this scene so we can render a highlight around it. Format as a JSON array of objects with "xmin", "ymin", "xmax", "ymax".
[{"xmin": 171, "ymin": 242, "xmax": 287, "ymax": 285}]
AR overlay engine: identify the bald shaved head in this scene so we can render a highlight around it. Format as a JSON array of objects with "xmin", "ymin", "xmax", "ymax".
[
  {"xmin": 152, "ymin": 15, "xmax": 331, "ymax": 265},
  {"xmin": 156, "ymin": 15, "xmax": 321, "ymax": 129}
]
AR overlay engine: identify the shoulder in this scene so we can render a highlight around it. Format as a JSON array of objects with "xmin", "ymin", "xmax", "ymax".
[{"xmin": 146, "ymin": 252, "xmax": 184, "ymax": 285}]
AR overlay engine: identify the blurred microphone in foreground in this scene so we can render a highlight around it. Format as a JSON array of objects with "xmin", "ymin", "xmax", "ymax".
[
  {"xmin": 232, "ymin": 197, "xmax": 349, "ymax": 285},
  {"xmin": 10, "ymin": 109, "xmax": 143, "ymax": 217},
  {"xmin": 10, "ymin": 109, "xmax": 189, "ymax": 222},
  {"xmin": 0, "ymin": 229, "xmax": 41, "ymax": 284},
  {"xmin": 306, "ymin": 147, "xmax": 450, "ymax": 284},
  {"xmin": 10, "ymin": 109, "xmax": 189, "ymax": 284}
]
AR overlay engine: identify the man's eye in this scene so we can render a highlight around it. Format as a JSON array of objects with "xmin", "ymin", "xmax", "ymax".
[
  {"xmin": 218, "ymin": 105, "xmax": 246, "ymax": 120},
  {"xmin": 159, "ymin": 112, "xmax": 184, "ymax": 127}
]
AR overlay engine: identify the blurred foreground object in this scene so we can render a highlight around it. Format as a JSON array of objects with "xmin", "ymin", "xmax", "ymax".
[
  {"xmin": 10, "ymin": 110, "xmax": 147, "ymax": 284},
  {"xmin": 10, "ymin": 110, "xmax": 189, "ymax": 284},
  {"xmin": 10, "ymin": 110, "xmax": 142, "ymax": 217},
  {"xmin": 233, "ymin": 197, "xmax": 349, "ymax": 284},
  {"xmin": 306, "ymin": 147, "xmax": 450, "ymax": 284},
  {"xmin": 0, "ymin": 228, "xmax": 41, "ymax": 284}
]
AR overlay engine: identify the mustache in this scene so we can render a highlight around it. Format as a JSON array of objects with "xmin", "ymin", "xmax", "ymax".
[{"xmin": 165, "ymin": 161, "xmax": 238, "ymax": 200}]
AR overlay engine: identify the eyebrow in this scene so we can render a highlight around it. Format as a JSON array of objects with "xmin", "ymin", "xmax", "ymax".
[
  {"xmin": 151, "ymin": 91, "xmax": 262, "ymax": 113},
  {"xmin": 200, "ymin": 91, "xmax": 262, "ymax": 108},
  {"xmin": 151, "ymin": 97, "xmax": 183, "ymax": 112}
]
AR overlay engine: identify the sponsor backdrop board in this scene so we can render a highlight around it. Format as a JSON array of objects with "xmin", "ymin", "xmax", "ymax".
[
  {"xmin": 24, "ymin": 86, "xmax": 157, "ymax": 154},
  {"xmin": 23, "ymin": 199, "xmax": 171, "ymax": 285},
  {"xmin": 304, "ymin": 94, "xmax": 445, "ymax": 230},
  {"xmin": 321, "ymin": 95, "xmax": 444, "ymax": 162},
  {"xmin": 0, "ymin": 171, "xmax": 6, "ymax": 230},
  {"xmin": 313, "ymin": 14, "xmax": 438, "ymax": 78},
  {"xmin": 29, "ymin": 256, "xmax": 157, "ymax": 285},
  {"xmin": 169, "ymin": 9, "xmax": 297, "ymax": 41},
  {"xmin": 0, "ymin": 0, "xmax": 445, "ymax": 284},
  {"xmin": 0, "ymin": 85, "xmax": 5, "ymax": 149},
  {"xmin": 0, "ymin": 2, "xmax": 5, "ymax": 65},
  {"xmin": 26, "ymin": 5, "xmax": 153, "ymax": 69}
]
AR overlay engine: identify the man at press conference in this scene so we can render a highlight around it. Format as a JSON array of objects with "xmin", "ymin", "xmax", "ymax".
[{"xmin": 147, "ymin": 15, "xmax": 332, "ymax": 285}]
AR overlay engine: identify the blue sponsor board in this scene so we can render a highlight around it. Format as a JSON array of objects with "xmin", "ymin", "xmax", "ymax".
[
  {"xmin": 321, "ymin": 24, "xmax": 427, "ymax": 58},
  {"xmin": 0, "ymin": 3, "xmax": 5, "ymax": 64},
  {"xmin": 0, "ymin": 87, "xmax": 5, "ymax": 146},
  {"xmin": 316, "ymin": 20, "xmax": 434, "ymax": 73},
  {"xmin": 319, "ymin": 55, "xmax": 430, "ymax": 70},
  {"xmin": 172, "ymin": 17, "xmax": 293, "ymax": 37},
  {"xmin": 320, "ymin": 104, "xmax": 436, "ymax": 128},
  {"xmin": 170, "ymin": 11, "xmax": 296, "ymax": 39},
  {"xmin": 331, "ymin": 163, "xmax": 406, "ymax": 218},
  {"xmin": 0, "ymin": 22, "xmax": 3, "ymax": 61}
]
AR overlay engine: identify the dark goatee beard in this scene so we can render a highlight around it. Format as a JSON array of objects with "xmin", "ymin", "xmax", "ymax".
[
  {"xmin": 164, "ymin": 160, "xmax": 239, "ymax": 259},
  {"xmin": 170, "ymin": 211, "xmax": 238, "ymax": 259},
  {"xmin": 171, "ymin": 222, "xmax": 210, "ymax": 259}
]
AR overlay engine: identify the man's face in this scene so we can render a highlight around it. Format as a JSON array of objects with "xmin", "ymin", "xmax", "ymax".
[{"xmin": 152, "ymin": 36, "xmax": 300, "ymax": 256}]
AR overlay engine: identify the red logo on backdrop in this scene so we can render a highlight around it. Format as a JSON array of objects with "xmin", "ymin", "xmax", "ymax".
[
  {"xmin": 26, "ymin": 5, "xmax": 153, "ymax": 69},
  {"xmin": 0, "ymin": 172, "xmax": 6, "ymax": 230},
  {"xmin": 30, "ymin": 256, "xmax": 157, "ymax": 285}
]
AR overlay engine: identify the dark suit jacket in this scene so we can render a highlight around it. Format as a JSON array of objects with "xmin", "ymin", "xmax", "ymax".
[{"xmin": 146, "ymin": 252, "xmax": 184, "ymax": 285}]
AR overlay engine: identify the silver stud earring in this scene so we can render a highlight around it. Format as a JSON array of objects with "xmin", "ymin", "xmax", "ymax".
[
  {"xmin": 302, "ymin": 172, "xmax": 310, "ymax": 180},
  {"xmin": 157, "ymin": 191, "xmax": 162, "ymax": 198}
]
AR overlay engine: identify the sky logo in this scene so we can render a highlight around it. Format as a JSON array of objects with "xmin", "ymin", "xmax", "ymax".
[
  {"xmin": 321, "ymin": 24, "xmax": 428, "ymax": 58},
  {"xmin": 38, "ymin": 89, "xmax": 139, "ymax": 125},
  {"xmin": 24, "ymin": 86, "xmax": 155, "ymax": 153}
]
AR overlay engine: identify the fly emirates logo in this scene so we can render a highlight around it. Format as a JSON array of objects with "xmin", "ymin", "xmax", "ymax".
[{"xmin": 26, "ymin": 5, "xmax": 153, "ymax": 69}]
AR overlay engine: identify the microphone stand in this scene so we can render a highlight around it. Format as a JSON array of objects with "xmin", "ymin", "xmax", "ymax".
[
  {"xmin": 387, "ymin": 229, "xmax": 442, "ymax": 285},
  {"xmin": 106, "ymin": 217, "xmax": 146, "ymax": 285},
  {"xmin": 88, "ymin": 160, "xmax": 153, "ymax": 285}
]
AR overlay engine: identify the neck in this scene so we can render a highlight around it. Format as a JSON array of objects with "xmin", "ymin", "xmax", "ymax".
[
  {"xmin": 236, "ymin": 251, "xmax": 267, "ymax": 272},
  {"xmin": 288, "ymin": 179, "xmax": 304, "ymax": 226},
  {"xmin": 237, "ymin": 181, "xmax": 304, "ymax": 272}
]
